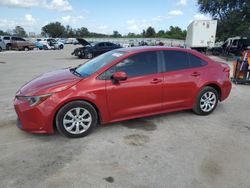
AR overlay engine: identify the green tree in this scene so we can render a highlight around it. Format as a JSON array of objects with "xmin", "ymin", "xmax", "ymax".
[
  {"xmin": 0, "ymin": 30, "xmax": 10, "ymax": 36},
  {"xmin": 166, "ymin": 26, "xmax": 186, "ymax": 39},
  {"xmin": 13, "ymin": 26, "xmax": 27, "ymax": 37},
  {"xmin": 127, "ymin": 32, "xmax": 136, "ymax": 37},
  {"xmin": 157, "ymin": 30, "xmax": 165, "ymax": 37},
  {"xmin": 41, "ymin": 22, "xmax": 65, "ymax": 38},
  {"xmin": 145, "ymin": 27, "xmax": 156, "ymax": 37},
  {"xmin": 112, "ymin": 30, "xmax": 122, "ymax": 38},
  {"xmin": 75, "ymin": 27, "xmax": 89, "ymax": 37},
  {"xmin": 197, "ymin": 0, "xmax": 250, "ymax": 40}
]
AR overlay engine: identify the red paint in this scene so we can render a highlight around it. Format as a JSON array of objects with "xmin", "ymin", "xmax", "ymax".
[{"xmin": 14, "ymin": 47, "xmax": 232, "ymax": 134}]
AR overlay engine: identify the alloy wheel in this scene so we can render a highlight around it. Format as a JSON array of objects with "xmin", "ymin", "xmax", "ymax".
[
  {"xmin": 200, "ymin": 91, "xmax": 216, "ymax": 112},
  {"xmin": 63, "ymin": 107, "xmax": 92, "ymax": 134}
]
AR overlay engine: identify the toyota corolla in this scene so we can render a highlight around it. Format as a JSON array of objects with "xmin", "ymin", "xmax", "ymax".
[{"xmin": 14, "ymin": 47, "xmax": 232, "ymax": 138}]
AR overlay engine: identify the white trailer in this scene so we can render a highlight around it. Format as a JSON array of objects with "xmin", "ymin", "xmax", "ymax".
[{"xmin": 185, "ymin": 20, "xmax": 217, "ymax": 51}]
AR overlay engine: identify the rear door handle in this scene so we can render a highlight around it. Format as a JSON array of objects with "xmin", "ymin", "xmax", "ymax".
[
  {"xmin": 191, "ymin": 72, "xmax": 200, "ymax": 77},
  {"xmin": 151, "ymin": 78, "xmax": 162, "ymax": 84}
]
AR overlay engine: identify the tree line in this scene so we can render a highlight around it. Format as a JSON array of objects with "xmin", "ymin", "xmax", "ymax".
[
  {"xmin": 41, "ymin": 22, "xmax": 187, "ymax": 39},
  {"xmin": 0, "ymin": 22, "xmax": 187, "ymax": 40}
]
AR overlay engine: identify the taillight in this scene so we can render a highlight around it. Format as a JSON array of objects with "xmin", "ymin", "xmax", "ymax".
[{"xmin": 222, "ymin": 64, "xmax": 230, "ymax": 78}]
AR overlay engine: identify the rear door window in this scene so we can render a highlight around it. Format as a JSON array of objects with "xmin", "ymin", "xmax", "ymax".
[
  {"xmin": 163, "ymin": 51, "xmax": 189, "ymax": 72},
  {"xmin": 98, "ymin": 43, "xmax": 105, "ymax": 47},
  {"xmin": 106, "ymin": 42, "xmax": 113, "ymax": 47},
  {"xmin": 3, "ymin": 37, "xmax": 10, "ymax": 40}
]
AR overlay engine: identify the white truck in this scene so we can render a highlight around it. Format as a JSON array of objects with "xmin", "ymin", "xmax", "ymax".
[{"xmin": 185, "ymin": 20, "xmax": 217, "ymax": 52}]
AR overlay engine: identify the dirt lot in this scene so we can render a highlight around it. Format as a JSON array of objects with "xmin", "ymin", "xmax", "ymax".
[{"xmin": 0, "ymin": 45, "xmax": 250, "ymax": 188}]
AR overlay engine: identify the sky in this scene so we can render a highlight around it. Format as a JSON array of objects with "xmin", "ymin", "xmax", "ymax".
[{"xmin": 0, "ymin": 0, "xmax": 211, "ymax": 35}]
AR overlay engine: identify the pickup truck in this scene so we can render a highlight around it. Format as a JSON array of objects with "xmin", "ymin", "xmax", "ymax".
[
  {"xmin": 0, "ymin": 36, "xmax": 35, "ymax": 51},
  {"xmin": 11, "ymin": 37, "xmax": 35, "ymax": 51}
]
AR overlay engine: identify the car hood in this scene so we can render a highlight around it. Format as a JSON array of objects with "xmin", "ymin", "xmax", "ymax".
[
  {"xmin": 77, "ymin": 38, "xmax": 91, "ymax": 46},
  {"xmin": 18, "ymin": 69, "xmax": 81, "ymax": 96}
]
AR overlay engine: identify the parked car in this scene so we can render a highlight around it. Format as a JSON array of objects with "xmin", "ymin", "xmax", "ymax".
[
  {"xmin": 11, "ymin": 37, "xmax": 36, "ymax": 51},
  {"xmin": 1, "ymin": 36, "xmax": 12, "ymax": 50},
  {"xmin": 14, "ymin": 47, "xmax": 232, "ymax": 138},
  {"xmin": 71, "ymin": 38, "xmax": 121, "ymax": 59},
  {"xmin": 56, "ymin": 38, "xmax": 67, "ymax": 44},
  {"xmin": 211, "ymin": 37, "xmax": 250, "ymax": 56},
  {"xmin": 0, "ymin": 38, "xmax": 6, "ymax": 52},
  {"xmin": 1, "ymin": 36, "xmax": 35, "ymax": 50},
  {"xmin": 35, "ymin": 41, "xmax": 47, "ymax": 50},
  {"xmin": 36, "ymin": 38, "xmax": 64, "ymax": 50}
]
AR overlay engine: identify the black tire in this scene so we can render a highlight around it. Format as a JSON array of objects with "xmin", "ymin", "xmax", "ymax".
[
  {"xmin": 24, "ymin": 47, "xmax": 29, "ymax": 51},
  {"xmin": 193, "ymin": 86, "xmax": 219, "ymax": 115},
  {"xmin": 86, "ymin": 52, "xmax": 93, "ymax": 59},
  {"xmin": 6, "ymin": 44, "xmax": 11, "ymax": 50},
  {"xmin": 56, "ymin": 101, "xmax": 98, "ymax": 138},
  {"xmin": 59, "ymin": 44, "xmax": 64, "ymax": 49},
  {"xmin": 0, "ymin": 47, "xmax": 2, "ymax": 52}
]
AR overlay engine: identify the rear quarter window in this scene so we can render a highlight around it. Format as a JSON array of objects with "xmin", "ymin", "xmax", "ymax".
[{"xmin": 188, "ymin": 53, "xmax": 208, "ymax": 68}]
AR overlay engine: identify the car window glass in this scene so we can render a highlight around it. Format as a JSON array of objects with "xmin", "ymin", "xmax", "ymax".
[
  {"xmin": 98, "ymin": 43, "xmax": 105, "ymax": 47},
  {"xmin": 188, "ymin": 53, "xmax": 207, "ymax": 68},
  {"xmin": 106, "ymin": 51, "xmax": 158, "ymax": 78},
  {"xmin": 3, "ymin": 37, "xmax": 10, "ymax": 40},
  {"xmin": 163, "ymin": 51, "xmax": 189, "ymax": 72},
  {"xmin": 232, "ymin": 40, "xmax": 238, "ymax": 46},
  {"xmin": 106, "ymin": 43, "xmax": 113, "ymax": 47}
]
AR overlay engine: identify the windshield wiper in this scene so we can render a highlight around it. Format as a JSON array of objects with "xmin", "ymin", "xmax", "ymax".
[{"xmin": 70, "ymin": 68, "xmax": 81, "ymax": 77}]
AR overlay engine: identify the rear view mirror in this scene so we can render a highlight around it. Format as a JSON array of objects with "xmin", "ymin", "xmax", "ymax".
[{"xmin": 112, "ymin": 71, "xmax": 127, "ymax": 82}]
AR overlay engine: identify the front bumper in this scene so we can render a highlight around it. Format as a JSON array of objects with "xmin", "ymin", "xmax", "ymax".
[{"xmin": 14, "ymin": 97, "xmax": 55, "ymax": 134}]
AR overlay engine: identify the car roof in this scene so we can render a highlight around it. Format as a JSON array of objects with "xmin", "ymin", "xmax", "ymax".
[
  {"xmin": 117, "ymin": 46, "xmax": 190, "ymax": 53},
  {"xmin": 116, "ymin": 46, "xmax": 213, "ymax": 63}
]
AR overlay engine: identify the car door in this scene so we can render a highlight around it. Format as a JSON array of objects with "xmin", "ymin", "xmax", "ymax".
[
  {"xmin": 162, "ymin": 50, "xmax": 202, "ymax": 109},
  {"xmin": 106, "ymin": 42, "xmax": 116, "ymax": 51},
  {"xmin": 95, "ymin": 42, "xmax": 106, "ymax": 56},
  {"xmin": 105, "ymin": 51, "xmax": 163, "ymax": 120}
]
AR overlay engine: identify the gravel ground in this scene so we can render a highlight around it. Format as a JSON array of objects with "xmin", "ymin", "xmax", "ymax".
[{"xmin": 0, "ymin": 45, "xmax": 250, "ymax": 188}]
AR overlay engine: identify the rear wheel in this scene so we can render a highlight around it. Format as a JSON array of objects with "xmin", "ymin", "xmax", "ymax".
[
  {"xmin": 0, "ymin": 47, "xmax": 2, "ymax": 52},
  {"xmin": 56, "ymin": 101, "xmax": 98, "ymax": 138},
  {"xmin": 193, "ymin": 86, "xmax": 219, "ymax": 115},
  {"xmin": 6, "ymin": 44, "xmax": 11, "ymax": 50},
  {"xmin": 59, "ymin": 44, "xmax": 64, "ymax": 49},
  {"xmin": 87, "ymin": 52, "xmax": 93, "ymax": 59},
  {"xmin": 24, "ymin": 47, "xmax": 29, "ymax": 51}
]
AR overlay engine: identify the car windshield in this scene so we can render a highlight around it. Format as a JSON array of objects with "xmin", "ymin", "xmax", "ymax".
[{"xmin": 75, "ymin": 50, "xmax": 126, "ymax": 77}]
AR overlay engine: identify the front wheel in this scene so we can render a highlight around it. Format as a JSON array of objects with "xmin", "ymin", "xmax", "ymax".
[
  {"xmin": 193, "ymin": 86, "xmax": 219, "ymax": 115},
  {"xmin": 56, "ymin": 101, "xmax": 98, "ymax": 138}
]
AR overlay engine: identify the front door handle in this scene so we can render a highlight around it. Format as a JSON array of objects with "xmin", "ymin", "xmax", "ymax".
[
  {"xmin": 151, "ymin": 78, "xmax": 162, "ymax": 84},
  {"xmin": 191, "ymin": 72, "xmax": 200, "ymax": 77}
]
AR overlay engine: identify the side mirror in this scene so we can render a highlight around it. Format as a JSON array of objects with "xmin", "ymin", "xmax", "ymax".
[{"xmin": 112, "ymin": 71, "xmax": 127, "ymax": 82}]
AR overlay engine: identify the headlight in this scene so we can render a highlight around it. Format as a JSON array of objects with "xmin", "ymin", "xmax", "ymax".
[{"xmin": 16, "ymin": 94, "xmax": 52, "ymax": 106}]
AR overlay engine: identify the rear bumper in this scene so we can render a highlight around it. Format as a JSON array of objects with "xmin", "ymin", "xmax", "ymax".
[{"xmin": 220, "ymin": 80, "xmax": 232, "ymax": 101}]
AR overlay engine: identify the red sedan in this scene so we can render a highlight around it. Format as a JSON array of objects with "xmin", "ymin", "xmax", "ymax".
[{"xmin": 14, "ymin": 47, "xmax": 232, "ymax": 138}]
